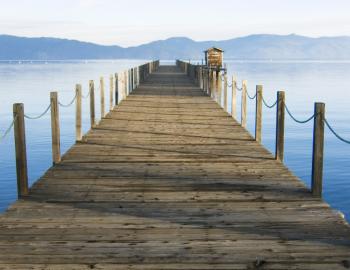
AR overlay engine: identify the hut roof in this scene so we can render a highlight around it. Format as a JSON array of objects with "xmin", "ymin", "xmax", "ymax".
[{"xmin": 204, "ymin": 47, "xmax": 224, "ymax": 52}]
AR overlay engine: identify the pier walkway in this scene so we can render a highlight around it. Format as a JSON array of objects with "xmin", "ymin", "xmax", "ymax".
[{"xmin": 0, "ymin": 65, "xmax": 350, "ymax": 269}]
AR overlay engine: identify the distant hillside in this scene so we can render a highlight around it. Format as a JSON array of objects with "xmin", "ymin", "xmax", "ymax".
[{"xmin": 1, "ymin": 34, "xmax": 350, "ymax": 60}]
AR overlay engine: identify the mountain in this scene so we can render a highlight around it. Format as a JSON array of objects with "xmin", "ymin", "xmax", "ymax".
[{"xmin": 1, "ymin": 34, "xmax": 350, "ymax": 60}]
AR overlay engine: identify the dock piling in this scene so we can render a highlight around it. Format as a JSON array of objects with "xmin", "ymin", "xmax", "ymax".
[
  {"xmin": 255, "ymin": 85, "xmax": 263, "ymax": 143},
  {"xmin": 241, "ymin": 80, "xmax": 247, "ymax": 128},
  {"xmin": 100, "ymin": 77, "xmax": 105, "ymax": 118},
  {"xmin": 231, "ymin": 76, "xmax": 237, "ymax": 119},
  {"xmin": 50, "ymin": 92, "xmax": 61, "ymax": 164},
  {"xmin": 275, "ymin": 91, "xmax": 285, "ymax": 161},
  {"xmin": 224, "ymin": 73, "xmax": 228, "ymax": 111},
  {"xmin": 89, "ymin": 80, "xmax": 96, "ymax": 128},
  {"xmin": 114, "ymin": 73, "xmax": 118, "ymax": 105},
  {"xmin": 109, "ymin": 75, "xmax": 114, "ymax": 109},
  {"xmin": 75, "ymin": 84, "xmax": 82, "ymax": 141},
  {"xmin": 312, "ymin": 102, "xmax": 325, "ymax": 197},
  {"xmin": 13, "ymin": 103, "xmax": 28, "ymax": 198}
]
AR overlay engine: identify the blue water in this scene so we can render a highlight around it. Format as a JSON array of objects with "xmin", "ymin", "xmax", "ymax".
[{"xmin": 0, "ymin": 60, "xmax": 349, "ymax": 222}]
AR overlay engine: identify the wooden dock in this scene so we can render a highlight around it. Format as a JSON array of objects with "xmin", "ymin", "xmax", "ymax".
[{"xmin": 1, "ymin": 65, "xmax": 350, "ymax": 269}]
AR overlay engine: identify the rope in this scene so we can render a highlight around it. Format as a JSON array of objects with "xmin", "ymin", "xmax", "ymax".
[
  {"xmin": 58, "ymin": 92, "xmax": 77, "ymax": 107},
  {"xmin": 82, "ymin": 91, "xmax": 90, "ymax": 99},
  {"xmin": 324, "ymin": 118, "xmax": 350, "ymax": 144},
  {"xmin": 285, "ymin": 104, "xmax": 315, "ymax": 124},
  {"xmin": 24, "ymin": 104, "xmax": 51, "ymax": 120},
  {"xmin": 246, "ymin": 90, "xmax": 257, "ymax": 100},
  {"xmin": 236, "ymin": 86, "xmax": 243, "ymax": 91},
  {"xmin": 0, "ymin": 115, "xmax": 16, "ymax": 143},
  {"xmin": 262, "ymin": 96, "xmax": 277, "ymax": 109}
]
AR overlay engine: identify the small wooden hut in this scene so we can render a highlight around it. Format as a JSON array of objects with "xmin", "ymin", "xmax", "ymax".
[{"xmin": 204, "ymin": 47, "xmax": 224, "ymax": 69}]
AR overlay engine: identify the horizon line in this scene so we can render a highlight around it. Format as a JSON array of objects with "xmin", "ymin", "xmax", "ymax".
[{"xmin": 1, "ymin": 33, "xmax": 350, "ymax": 48}]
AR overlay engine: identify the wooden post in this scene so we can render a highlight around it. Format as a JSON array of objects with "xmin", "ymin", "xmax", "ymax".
[
  {"xmin": 115, "ymin": 73, "xmax": 118, "ymax": 105},
  {"xmin": 109, "ymin": 75, "xmax": 114, "ymax": 109},
  {"xmin": 241, "ymin": 80, "xmax": 247, "ymax": 128},
  {"xmin": 75, "ymin": 84, "xmax": 82, "ymax": 141},
  {"xmin": 205, "ymin": 69, "xmax": 208, "ymax": 93},
  {"xmin": 275, "ymin": 91, "xmax": 285, "ymax": 161},
  {"xmin": 207, "ymin": 69, "xmax": 211, "ymax": 95},
  {"xmin": 216, "ymin": 71, "xmax": 222, "ymax": 105},
  {"xmin": 312, "ymin": 102, "xmax": 325, "ymax": 197},
  {"xmin": 100, "ymin": 77, "xmax": 105, "ymax": 118},
  {"xmin": 138, "ymin": 66, "xmax": 140, "ymax": 84},
  {"xmin": 89, "ymin": 80, "xmax": 95, "ymax": 128},
  {"xmin": 136, "ymin": 67, "xmax": 138, "ymax": 87},
  {"xmin": 204, "ymin": 69, "xmax": 207, "ymax": 93},
  {"xmin": 210, "ymin": 70, "xmax": 215, "ymax": 98},
  {"xmin": 255, "ymin": 85, "xmax": 263, "ymax": 143},
  {"xmin": 231, "ymin": 76, "xmax": 237, "ymax": 119},
  {"xmin": 132, "ymin": 68, "xmax": 134, "ymax": 89},
  {"xmin": 128, "ymin": 69, "xmax": 131, "ymax": 93},
  {"xmin": 50, "ymin": 92, "xmax": 61, "ymax": 164},
  {"xmin": 130, "ymin": 68, "xmax": 133, "ymax": 91},
  {"xmin": 13, "ymin": 103, "xmax": 29, "ymax": 198},
  {"xmin": 204, "ymin": 69, "xmax": 207, "ymax": 94},
  {"xmin": 224, "ymin": 73, "xmax": 228, "ymax": 112},
  {"xmin": 124, "ymin": 71, "xmax": 128, "ymax": 98}
]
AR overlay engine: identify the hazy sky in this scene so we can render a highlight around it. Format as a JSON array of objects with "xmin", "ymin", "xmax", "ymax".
[{"xmin": 0, "ymin": 0, "xmax": 350, "ymax": 47}]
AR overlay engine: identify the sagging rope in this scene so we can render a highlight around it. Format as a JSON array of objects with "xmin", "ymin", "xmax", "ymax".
[
  {"xmin": 221, "ymin": 72, "xmax": 349, "ymax": 145},
  {"xmin": 58, "ymin": 92, "xmax": 78, "ymax": 107},
  {"xmin": 325, "ymin": 119, "xmax": 350, "ymax": 144},
  {"xmin": 236, "ymin": 86, "xmax": 243, "ymax": 91},
  {"xmin": 285, "ymin": 104, "xmax": 315, "ymax": 124},
  {"xmin": 262, "ymin": 96, "xmax": 277, "ymax": 109},
  {"xmin": 82, "ymin": 91, "xmax": 90, "ymax": 99},
  {"xmin": 246, "ymin": 90, "xmax": 257, "ymax": 100},
  {"xmin": 24, "ymin": 104, "xmax": 51, "ymax": 120},
  {"xmin": 0, "ymin": 115, "xmax": 17, "ymax": 143}
]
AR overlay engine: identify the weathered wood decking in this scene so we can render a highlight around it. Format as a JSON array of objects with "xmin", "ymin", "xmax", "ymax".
[{"xmin": 1, "ymin": 65, "xmax": 350, "ymax": 269}]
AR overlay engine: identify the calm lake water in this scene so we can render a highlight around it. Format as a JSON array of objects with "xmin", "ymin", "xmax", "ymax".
[{"xmin": 0, "ymin": 60, "xmax": 349, "ymax": 222}]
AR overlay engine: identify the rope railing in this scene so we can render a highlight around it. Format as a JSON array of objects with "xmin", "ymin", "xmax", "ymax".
[
  {"xmin": 262, "ymin": 96, "xmax": 277, "ymax": 108},
  {"xmin": 285, "ymin": 104, "xmax": 316, "ymax": 124},
  {"xmin": 81, "ymin": 90, "xmax": 90, "ymax": 99},
  {"xmin": 0, "ymin": 115, "xmax": 17, "ymax": 143},
  {"xmin": 325, "ymin": 119, "xmax": 350, "ymax": 144},
  {"xmin": 5, "ymin": 59, "xmax": 160, "ymax": 198},
  {"xmin": 246, "ymin": 90, "xmax": 257, "ymax": 100},
  {"xmin": 58, "ymin": 92, "xmax": 78, "ymax": 108},
  {"xmin": 24, "ymin": 104, "xmax": 51, "ymax": 120},
  {"xmin": 177, "ymin": 59, "xmax": 350, "ymax": 199}
]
